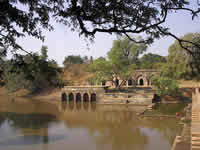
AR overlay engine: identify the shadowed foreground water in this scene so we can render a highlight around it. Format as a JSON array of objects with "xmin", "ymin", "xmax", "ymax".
[{"xmin": 0, "ymin": 100, "xmax": 181, "ymax": 150}]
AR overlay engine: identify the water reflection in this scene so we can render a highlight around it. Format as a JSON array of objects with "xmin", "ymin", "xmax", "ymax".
[
  {"xmin": 0, "ymin": 100, "xmax": 181, "ymax": 150},
  {"xmin": 0, "ymin": 135, "xmax": 64, "ymax": 147},
  {"xmin": 0, "ymin": 112, "xmax": 57, "ymax": 129}
]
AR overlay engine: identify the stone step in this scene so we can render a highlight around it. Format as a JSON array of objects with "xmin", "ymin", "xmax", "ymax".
[
  {"xmin": 192, "ymin": 142, "xmax": 200, "ymax": 146},
  {"xmin": 192, "ymin": 137, "xmax": 200, "ymax": 141},
  {"xmin": 191, "ymin": 145, "xmax": 200, "ymax": 149}
]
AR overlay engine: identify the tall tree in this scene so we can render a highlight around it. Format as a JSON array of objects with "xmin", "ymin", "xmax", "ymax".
[
  {"xmin": 89, "ymin": 36, "xmax": 147, "ymax": 88},
  {"xmin": 88, "ymin": 57, "xmax": 113, "ymax": 85},
  {"xmin": 107, "ymin": 36, "xmax": 147, "ymax": 87},
  {"xmin": 167, "ymin": 33, "xmax": 200, "ymax": 79},
  {"xmin": 40, "ymin": 45, "xmax": 48, "ymax": 61}
]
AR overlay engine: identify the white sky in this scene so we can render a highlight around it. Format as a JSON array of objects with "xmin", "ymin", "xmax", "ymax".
[{"xmin": 16, "ymin": 8, "xmax": 200, "ymax": 66}]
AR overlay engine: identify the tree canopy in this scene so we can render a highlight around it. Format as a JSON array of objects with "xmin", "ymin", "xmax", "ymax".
[
  {"xmin": 63, "ymin": 55, "xmax": 84, "ymax": 66},
  {"xmin": 139, "ymin": 53, "xmax": 167, "ymax": 69},
  {"xmin": 1, "ymin": 46, "xmax": 63, "ymax": 92},
  {"xmin": 1, "ymin": 0, "xmax": 200, "ymax": 58},
  {"xmin": 167, "ymin": 33, "xmax": 200, "ymax": 79}
]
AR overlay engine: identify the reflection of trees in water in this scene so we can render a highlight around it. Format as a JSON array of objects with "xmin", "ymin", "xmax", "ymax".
[
  {"xmin": 62, "ymin": 106, "xmax": 180, "ymax": 150},
  {"xmin": 0, "ymin": 112, "xmax": 60, "ymax": 146},
  {"xmin": 0, "ymin": 112, "xmax": 57, "ymax": 129},
  {"xmin": 0, "ymin": 114, "xmax": 6, "ymax": 127},
  {"xmin": 146, "ymin": 118, "xmax": 180, "ymax": 144}
]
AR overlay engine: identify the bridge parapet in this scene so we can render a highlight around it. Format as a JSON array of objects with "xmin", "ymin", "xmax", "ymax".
[
  {"xmin": 61, "ymin": 86, "xmax": 109, "ymax": 103},
  {"xmin": 62, "ymin": 86, "xmax": 109, "ymax": 92}
]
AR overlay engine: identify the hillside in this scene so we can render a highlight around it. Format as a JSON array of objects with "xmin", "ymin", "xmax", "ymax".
[{"xmin": 62, "ymin": 64, "xmax": 94, "ymax": 86}]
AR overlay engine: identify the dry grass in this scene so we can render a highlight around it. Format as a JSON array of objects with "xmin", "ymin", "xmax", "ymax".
[
  {"xmin": 179, "ymin": 80, "xmax": 200, "ymax": 88},
  {"xmin": 62, "ymin": 64, "xmax": 94, "ymax": 86}
]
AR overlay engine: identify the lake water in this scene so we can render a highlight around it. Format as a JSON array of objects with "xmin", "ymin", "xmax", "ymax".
[{"xmin": 0, "ymin": 100, "xmax": 181, "ymax": 150}]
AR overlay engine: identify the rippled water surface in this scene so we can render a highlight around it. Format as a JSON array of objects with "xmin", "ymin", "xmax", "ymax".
[{"xmin": 0, "ymin": 100, "xmax": 181, "ymax": 150}]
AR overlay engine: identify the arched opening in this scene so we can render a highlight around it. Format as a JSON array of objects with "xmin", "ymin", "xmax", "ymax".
[
  {"xmin": 128, "ymin": 80, "xmax": 132, "ymax": 86},
  {"xmin": 132, "ymin": 80, "xmax": 136, "ymax": 86},
  {"xmin": 116, "ymin": 78, "xmax": 119, "ymax": 86},
  {"xmin": 139, "ymin": 79, "xmax": 144, "ymax": 86},
  {"xmin": 102, "ymin": 80, "xmax": 106, "ymax": 86},
  {"xmin": 61, "ymin": 92, "xmax": 67, "ymax": 102},
  {"xmin": 91, "ymin": 93, "xmax": 96, "ymax": 102},
  {"xmin": 83, "ymin": 93, "xmax": 89, "ymax": 102},
  {"xmin": 69, "ymin": 93, "xmax": 74, "ymax": 102},
  {"xmin": 76, "ymin": 93, "xmax": 81, "ymax": 102}
]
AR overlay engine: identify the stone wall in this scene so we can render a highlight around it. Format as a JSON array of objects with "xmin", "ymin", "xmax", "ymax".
[{"xmin": 61, "ymin": 86, "xmax": 154, "ymax": 105}]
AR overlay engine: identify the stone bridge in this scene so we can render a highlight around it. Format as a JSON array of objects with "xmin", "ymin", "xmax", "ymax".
[{"xmin": 61, "ymin": 86, "xmax": 109, "ymax": 103}]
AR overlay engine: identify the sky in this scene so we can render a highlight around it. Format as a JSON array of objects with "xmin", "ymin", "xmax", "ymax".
[{"xmin": 17, "ymin": 6, "xmax": 200, "ymax": 66}]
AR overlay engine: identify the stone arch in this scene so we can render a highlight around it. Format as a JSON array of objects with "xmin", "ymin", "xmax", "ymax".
[
  {"xmin": 76, "ymin": 93, "xmax": 81, "ymax": 102},
  {"xmin": 116, "ymin": 78, "xmax": 119, "ymax": 86},
  {"xmin": 139, "ymin": 78, "xmax": 144, "ymax": 86},
  {"xmin": 102, "ymin": 80, "xmax": 106, "ymax": 86},
  {"xmin": 132, "ymin": 80, "xmax": 137, "ymax": 86},
  {"xmin": 83, "ymin": 93, "xmax": 89, "ymax": 102},
  {"xmin": 61, "ymin": 92, "xmax": 67, "ymax": 102},
  {"xmin": 128, "ymin": 79, "xmax": 132, "ymax": 86},
  {"xmin": 137, "ymin": 75, "xmax": 147, "ymax": 86},
  {"xmin": 91, "ymin": 93, "xmax": 96, "ymax": 102},
  {"xmin": 69, "ymin": 93, "xmax": 74, "ymax": 102}
]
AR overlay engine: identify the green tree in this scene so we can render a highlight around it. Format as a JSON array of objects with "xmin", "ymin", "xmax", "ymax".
[
  {"xmin": 63, "ymin": 55, "xmax": 84, "ymax": 67},
  {"xmin": 40, "ymin": 45, "xmax": 48, "ymax": 61},
  {"xmin": 0, "ymin": 48, "xmax": 7, "ymax": 80},
  {"xmin": 3, "ymin": 52, "xmax": 62, "ymax": 93},
  {"xmin": 88, "ymin": 57, "xmax": 113, "ymax": 85},
  {"xmin": 152, "ymin": 75, "xmax": 180, "ymax": 98},
  {"xmin": 107, "ymin": 36, "xmax": 147, "ymax": 87},
  {"xmin": 167, "ymin": 33, "xmax": 200, "ymax": 79},
  {"xmin": 139, "ymin": 53, "xmax": 167, "ymax": 69},
  {"xmin": 89, "ymin": 36, "xmax": 147, "ymax": 88}
]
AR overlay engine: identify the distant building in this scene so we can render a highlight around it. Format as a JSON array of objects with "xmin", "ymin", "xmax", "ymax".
[{"xmin": 102, "ymin": 69, "xmax": 159, "ymax": 87}]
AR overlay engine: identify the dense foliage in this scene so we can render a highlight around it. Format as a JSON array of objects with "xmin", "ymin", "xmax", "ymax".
[
  {"xmin": 1, "ymin": 47, "xmax": 63, "ymax": 93},
  {"xmin": 63, "ymin": 55, "xmax": 84, "ymax": 66},
  {"xmin": 139, "ymin": 53, "xmax": 167, "ymax": 69},
  {"xmin": 151, "ymin": 33, "xmax": 200, "ymax": 97},
  {"xmin": 167, "ymin": 33, "xmax": 200, "ymax": 79},
  {"xmin": 151, "ymin": 76, "xmax": 180, "ymax": 98}
]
